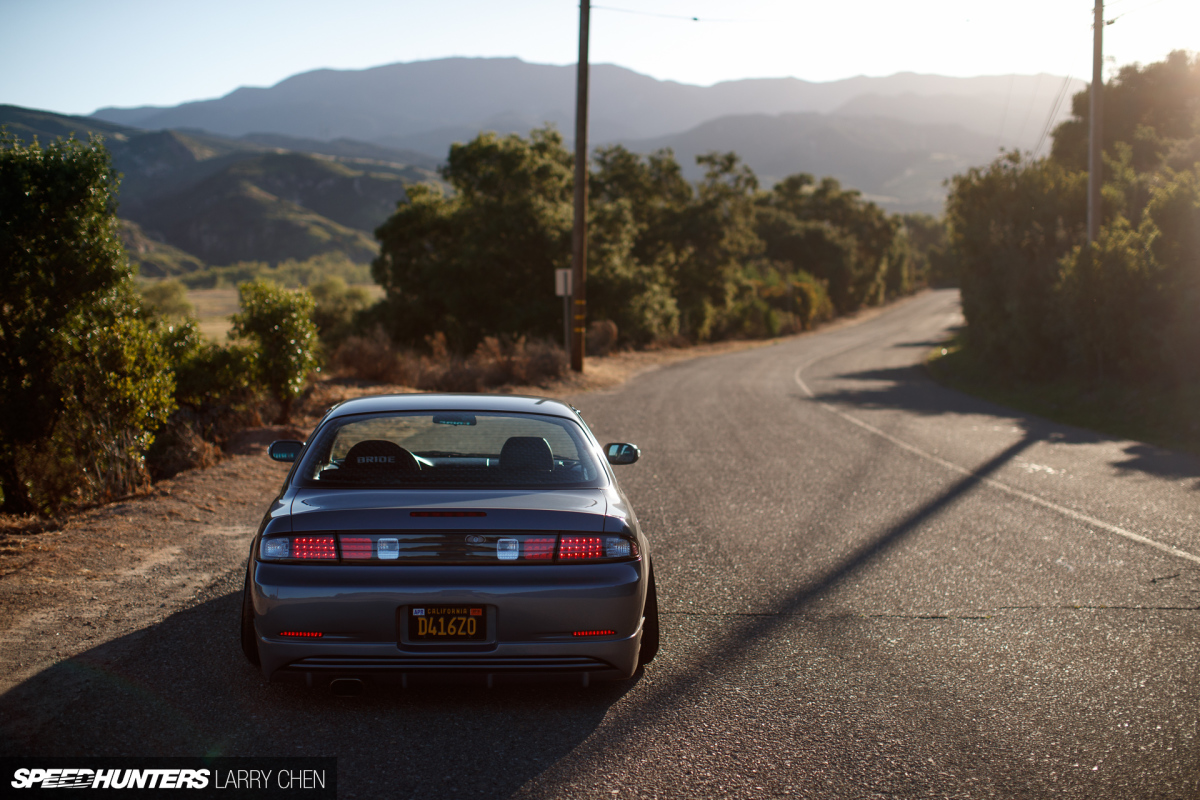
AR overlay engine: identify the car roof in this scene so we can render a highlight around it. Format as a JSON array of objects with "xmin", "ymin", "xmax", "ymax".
[{"xmin": 323, "ymin": 393, "xmax": 580, "ymax": 421}]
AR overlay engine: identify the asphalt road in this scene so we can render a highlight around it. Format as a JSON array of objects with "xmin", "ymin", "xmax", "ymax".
[{"xmin": 3, "ymin": 288, "xmax": 1198, "ymax": 798}]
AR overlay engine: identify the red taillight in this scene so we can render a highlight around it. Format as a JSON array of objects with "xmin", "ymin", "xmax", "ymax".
[
  {"xmin": 410, "ymin": 511, "xmax": 487, "ymax": 517},
  {"xmin": 559, "ymin": 536, "xmax": 604, "ymax": 560},
  {"xmin": 279, "ymin": 631, "xmax": 323, "ymax": 638},
  {"xmin": 293, "ymin": 536, "xmax": 336, "ymax": 560},
  {"xmin": 523, "ymin": 537, "xmax": 556, "ymax": 560},
  {"xmin": 341, "ymin": 536, "xmax": 373, "ymax": 559},
  {"xmin": 573, "ymin": 630, "xmax": 616, "ymax": 637}
]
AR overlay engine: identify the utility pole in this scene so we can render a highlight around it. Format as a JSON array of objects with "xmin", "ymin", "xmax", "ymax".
[
  {"xmin": 1088, "ymin": 0, "xmax": 1103, "ymax": 243},
  {"xmin": 570, "ymin": 0, "xmax": 590, "ymax": 372}
]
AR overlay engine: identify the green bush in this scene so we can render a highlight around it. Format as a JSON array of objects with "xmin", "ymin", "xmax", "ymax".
[
  {"xmin": 946, "ymin": 151, "xmax": 1087, "ymax": 378},
  {"xmin": 951, "ymin": 53, "xmax": 1200, "ymax": 391},
  {"xmin": 230, "ymin": 278, "xmax": 319, "ymax": 422},
  {"xmin": 310, "ymin": 276, "xmax": 374, "ymax": 345},
  {"xmin": 140, "ymin": 279, "xmax": 194, "ymax": 318},
  {"xmin": 159, "ymin": 319, "xmax": 260, "ymax": 410},
  {"xmin": 1, "ymin": 133, "xmax": 177, "ymax": 514},
  {"xmin": 1057, "ymin": 218, "xmax": 1161, "ymax": 380}
]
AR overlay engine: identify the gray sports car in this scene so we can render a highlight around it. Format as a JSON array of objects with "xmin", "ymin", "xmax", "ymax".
[{"xmin": 240, "ymin": 393, "xmax": 657, "ymax": 692}]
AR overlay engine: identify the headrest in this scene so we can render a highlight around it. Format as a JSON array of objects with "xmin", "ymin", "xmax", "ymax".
[
  {"xmin": 499, "ymin": 436, "xmax": 554, "ymax": 472},
  {"xmin": 341, "ymin": 440, "xmax": 419, "ymax": 472}
]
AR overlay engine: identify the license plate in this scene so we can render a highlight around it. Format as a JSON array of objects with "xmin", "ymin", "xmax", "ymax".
[{"xmin": 408, "ymin": 605, "xmax": 486, "ymax": 641}]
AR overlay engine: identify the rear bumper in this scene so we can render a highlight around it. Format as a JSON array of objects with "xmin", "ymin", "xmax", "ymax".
[
  {"xmin": 251, "ymin": 561, "xmax": 646, "ymax": 680},
  {"xmin": 261, "ymin": 630, "xmax": 642, "ymax": 682}
]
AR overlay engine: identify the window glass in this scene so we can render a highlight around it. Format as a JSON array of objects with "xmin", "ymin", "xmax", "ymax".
[{"xmin": 299, "ymin": 411, "xmax": 606, "ymax": 489}]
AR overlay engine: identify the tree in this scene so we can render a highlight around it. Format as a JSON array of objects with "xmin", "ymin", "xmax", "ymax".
[
  {"xmin": 1051, "ymin": 51, "xmax": 1200, "ymax": 174},
  {"xmin": 374, "ymin": 128, "xmax": 573, "ymax": 351},
  {"xmin": 672, "ymin": 152, "xmax": 762, "ymax": 339},
  {"xmin": 0, "ymin": 133, "xmax": 174, "ymax": 513},
  {"xmin": 230, "ymin": 278, "xmax": 319, "ymax": 423},
  {"xmin": 372, "ymin": 129, "xmax": 916, "ymax": 351},
  {"xmin": 945, "ymin": 151, "xmax": 1087, "ymax": 377},
  {"xmin": 901, "ymin": 213, "xmax": 956, "ymax": 288},
  {"xmin": 762, "ymin": 174, "xmax": 900, "ymax": 312}
]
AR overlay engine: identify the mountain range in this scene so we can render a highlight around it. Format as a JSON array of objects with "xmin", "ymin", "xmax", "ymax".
[
  {"xmin": 91, "ymin": 58, "xmax": 1083, "ymax": 216},
  {"xmin": 5, "ymin": 58, "xmax": 1084, "ymax": 273},
  {"xmin": 94, "ymin": 57, "xmax": 1081, "ymax": 156}
]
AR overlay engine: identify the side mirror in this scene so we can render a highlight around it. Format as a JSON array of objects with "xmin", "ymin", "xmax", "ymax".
[
  {"xmin": 604, "ymin": 442, "xmax": 640, "ymax": 466},
  {"xmin": 268, "ymin": 440, "xmax": 304, "ymax": 463}
]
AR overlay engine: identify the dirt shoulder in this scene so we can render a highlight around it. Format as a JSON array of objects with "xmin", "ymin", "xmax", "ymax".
[
  {"xmin": 0, "ymin": 294, "xmax": 921, "ymax": 694},
  {"xmin": 0, "ymin": 449, "xmax": 291, "ymax": 693}
]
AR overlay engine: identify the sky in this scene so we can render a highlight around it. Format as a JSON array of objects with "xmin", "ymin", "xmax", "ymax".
[{"xmin": 1, "ymin": 0, "xmax": 1196, "ymax": 116}]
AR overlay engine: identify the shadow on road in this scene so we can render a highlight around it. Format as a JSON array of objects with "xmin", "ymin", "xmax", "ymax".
[
  {"xmin": 812, "ymin": 364, "xmax": 1200, "ymax": 487},
  {"xmin": 513, "ymin": 431, "xmax": 1053, "ymax": 797},
  {"xmin": 0, "ymin": 588, "xmax": 631, "ymax": 798},
  {"xmin": 1111, "ymin": 443, "xmax": 1200, "ymax": 484}
]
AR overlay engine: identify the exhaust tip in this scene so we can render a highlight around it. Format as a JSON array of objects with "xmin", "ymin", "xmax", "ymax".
[{"xmin": 329, "ymin": 678, "xmax": 364, "ymax": 697}]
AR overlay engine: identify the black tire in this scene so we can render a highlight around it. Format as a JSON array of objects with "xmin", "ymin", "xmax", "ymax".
[
  {"xmin": 240, "ymin": 568, "xmax": 261, "ymax": 666},
  {"xmin": 637, "ymin": 566, "xmax": 660, "ymax": 668}
]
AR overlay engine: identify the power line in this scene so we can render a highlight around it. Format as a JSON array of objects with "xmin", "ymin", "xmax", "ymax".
[
  {"xmin": 1032, "ymin": 74, "xmax": 1074, "ymax": 158},
  {"xmin": 996, "ymin": 74, "xmax": 1016, "ymax": 148},
  {"xmin": 1014, "ymin": 73, "xmax": 1044, "ymax": 148},
  {"xmin": 1105, "ymin": 0, "xmax": 1171, "ymax": 19},
  {"xmin": 590, "ymin": 4, "xmax": 754, "ymax": 23}
]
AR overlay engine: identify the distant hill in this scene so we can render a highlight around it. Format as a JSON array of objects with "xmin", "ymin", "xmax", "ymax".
[
  {"xmin": 1, "ymin": 104, "xmax": 132, "ymax": 144},
  {"xmin": 2, "ymin": 104, "xmax": 438, "ymax": 271},
  {"xmin": 628, "ymin": 112, "xmax": 999, "ymax": 213},
  {"xmin": 830, "ymin": 77, "xmax": 1081, "ymax": 154},
  {"xmin": 236, "ymin": 132, "xmax": 439, "ymax": 170},
  {"xmin": 91, "ymin": 58, "xmax": 1083, "ymax": 156},
  {"xmin": 118, "ymin": 219, "xmax": 206, "ymax": 278},
  {"xmin": 133, "ymin": 153, "xmax": 393, "ymax": 265},
  {"xmin": 88, "ymin": 58, "xmax": 1083, "ymax": 212}
]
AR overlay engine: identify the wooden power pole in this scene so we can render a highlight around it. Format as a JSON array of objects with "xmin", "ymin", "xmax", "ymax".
[
  {"xmin": 570, "ymin": 0, "xmax": 590, "ymax": 372},
  {"xmin": 1088, "ymin": 0, "xmax": 1103, "ymax": 243}
]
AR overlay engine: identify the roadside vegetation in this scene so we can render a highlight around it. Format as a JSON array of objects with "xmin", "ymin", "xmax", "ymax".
[
  {"xmin": 2, "ymin": 114, "xmax": 946, "ymax": 519},
  {"xmin": 371, "ymin": 128, "xmax": 934, "ymax": 353},
  {"xmin": 0, "ymin": 134, "xmax": 175, "ymax": 515},
  {"xmin": 937, "ymin": 51, "xmax": 1200, "ymax": 455}
]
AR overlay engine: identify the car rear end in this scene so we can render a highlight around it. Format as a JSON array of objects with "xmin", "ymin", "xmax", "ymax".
[
  {"xmin": 250, "ymin": 496, "xmax": 647, "ymax": 684},
  {"xmin": 245, "ymin": 396, "xmax": 651, "ymax": 687}
]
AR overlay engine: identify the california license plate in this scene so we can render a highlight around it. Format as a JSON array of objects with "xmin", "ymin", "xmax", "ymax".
[{"xmin": 408, "ymin": 605, "xmax": 486, "ymax": 641}]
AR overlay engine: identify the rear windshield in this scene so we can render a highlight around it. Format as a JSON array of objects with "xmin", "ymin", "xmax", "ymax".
[{"xmin": 297, "ymin": 411, "xmax": 607, "ymax": 489}]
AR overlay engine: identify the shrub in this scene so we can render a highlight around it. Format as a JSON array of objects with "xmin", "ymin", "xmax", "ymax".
[
  {"xmin": 146, "ymin": 319, "xmax": 261, "ymax": 478},
  {"xmin": 586, "ymin": 320, "xmax": 619, "ymax": 356},
  {"xmin": 1, "ymin": 133, "xmax": 175, "ymax": 514},
  {"xmin": 230, "ymin": 279, "xmax": 319, "ymax": 422},
  {"xmin": 1057, "ymin": 218, "xmax": 1161, "ymax": 381},
  {"xmin": 330, "ymin": 330, "xmax": 566, "ymax": 392},
  {"xmin": 330, "ymin": 328, "xmax": 420, "ymax": 385},
  {"xmin": 310, "ymin": 276, "xmax": 374, "ymax": 346},
  {"xmin": 140, "ymin": 279, "xmax": 194, "ymax": 318},
  {"xmin": 946, "ymin": 151, "xmax": 1087, "ymax": 378}
]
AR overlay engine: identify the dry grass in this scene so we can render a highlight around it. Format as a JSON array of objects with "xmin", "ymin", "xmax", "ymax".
[
  {"xmin": 185, "ymin": 288, "xmax": 240, "ymax": 341},
  {"xmin": 329, "ymin": 330, "xmax": 567, "ymax": 393},
  {"xmin": 309, "ymin": 297, "xmax": 920, "ymax": 415}
]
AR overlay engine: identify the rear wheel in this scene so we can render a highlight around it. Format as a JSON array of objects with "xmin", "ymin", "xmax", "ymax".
[
  {"xmin": 637, "ymin": 566, "xmax": 660, "ymax": 668},
  {"xmin": 240, "ymin": 568, "xmax": 260, "ymax": 666}
]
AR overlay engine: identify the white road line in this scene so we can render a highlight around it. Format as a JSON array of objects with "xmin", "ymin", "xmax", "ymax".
[{"xmin": 794, "ymin": 364, "xmax": 1200, "ymax": 568}]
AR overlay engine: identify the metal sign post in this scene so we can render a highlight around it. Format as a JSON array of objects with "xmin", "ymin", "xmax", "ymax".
[{"xmin": 555, "ymin": 268, "xmax": 573, "ymax": 352}]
